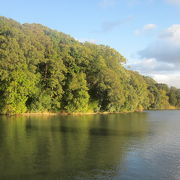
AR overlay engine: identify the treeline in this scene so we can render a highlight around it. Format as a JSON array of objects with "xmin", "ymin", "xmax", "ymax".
[{"xmin": 0, "ymin": 17, "xmax": 179, "ymax": 114}]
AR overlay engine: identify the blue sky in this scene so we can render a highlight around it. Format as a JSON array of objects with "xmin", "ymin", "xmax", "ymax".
[{"xmin": 1, "ymin": 0, "xmax": 180, "ymax": 87}]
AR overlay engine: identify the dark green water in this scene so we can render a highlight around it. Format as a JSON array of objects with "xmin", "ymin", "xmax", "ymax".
[{"xmin": 0, "ymin": 110, "xmax": 180, "ymax": 180}]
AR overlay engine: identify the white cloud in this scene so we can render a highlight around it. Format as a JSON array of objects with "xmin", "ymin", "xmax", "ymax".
[
  {"xmin": 99, "ymin": 0, "xmax": 148, "ymax": 8},
  {"xmin": 144, "ymin": 24, "xmax": 157, "ymax": 30},
  {"xmin": 128, "ymin": 58, "xmax": 175, "ymax": 74},
  {"xmin": 99, "ymin": 0, "xmax": 117, "ymax": 8},
  {"xmin": 76, "ymin": 38, "xmax": 98, "ymax": 44},
  {"xmin": 128, "ymin": 58, "xmax": 180, "ymax": 87},
  {"xmin": 152, "ymin": 74, "xmax": 180, "ymax": 88},
  {"xmin": 101, "ymin": 16, "xmax": 133, "ymax": 32},
  {"xmin": 134, "ymin": 24, "xmax": 157, "ymax": 35},
  {"xmin": 127, "ymin": 0, "xmax": 139, "ymax": 6},
  {"xmin": 131, "ymin": 24, "xmax": 180, "ymax": 88},
  {"xmin": 93, "ymin": 16, "xmax": 133, "ymax": 33},
  {"xmin": 166, "ymin": 0, "xmax": 180, "ymax": 5},
  {"xmin": 160, "ymin": 24, "xmax": 180, "ymax": 44},
  {"xmin": 139, "ymin": 24, "xmax": 180, "ymax": 64}
]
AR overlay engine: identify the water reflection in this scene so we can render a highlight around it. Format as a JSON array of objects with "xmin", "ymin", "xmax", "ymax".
[{"xmin": 0, "ymin": 113, "xmax": 149, "ymax": 180}]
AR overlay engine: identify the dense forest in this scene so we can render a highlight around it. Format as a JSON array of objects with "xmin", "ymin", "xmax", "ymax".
[{"xmin": 0, "ymin": 16, "xmax": 179, "ymax": 114}]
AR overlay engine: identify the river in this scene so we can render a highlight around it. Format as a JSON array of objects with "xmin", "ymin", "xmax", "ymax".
[{"xmin": 0, "ymin": 110, "xmax": 179, "ymax": 180}]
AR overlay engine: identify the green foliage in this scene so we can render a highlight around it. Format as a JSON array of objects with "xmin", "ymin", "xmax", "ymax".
[
  {"xmin": 63, "ymin": 73, "xmax": 89, "ymax": 112},
  {"xmin": 122, "ymin": 71, "xmax": 149, "ymax": 111},
  {"xmin": 27, "ymin": 91, "xmax": 52, "ymax": 112},
  {"xmin": 0, "ymin": 16, "xmax": 179, "ymax": 114},
  {"xmin": 168, "ymin": 87, "xmax": 180, "ymax": 107},
  {"xmin": 0, "ymin": 68, "xmax": 37, "ymax": 114}
]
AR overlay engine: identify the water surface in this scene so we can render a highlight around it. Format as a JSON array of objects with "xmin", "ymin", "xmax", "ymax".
[{"xmin": 0, "ymin": 110, "xmax": 179, "ymax": 180}]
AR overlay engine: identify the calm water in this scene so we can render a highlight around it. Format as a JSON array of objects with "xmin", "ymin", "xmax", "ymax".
[{"xmin": 0, "ymin": 110, "xmax": 180, "ymax": 180}]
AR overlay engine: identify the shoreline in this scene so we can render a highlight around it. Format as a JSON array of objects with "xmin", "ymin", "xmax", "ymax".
[
  {"xmin": 20, "ymin": 111, "xmax": 131, "ymax": 116},
  {"xmin": 2, "ymin": 108, "xmax": 179, "ymax": 116}
]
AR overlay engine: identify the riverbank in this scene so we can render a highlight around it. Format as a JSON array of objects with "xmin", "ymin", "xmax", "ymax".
[
  {"xmin": 20, "ymin": 111, "xmax": 129, "ymax": 116},
  {"xmin": 7, "ymin": 107, "xmax": 179, "ymax": 116}
]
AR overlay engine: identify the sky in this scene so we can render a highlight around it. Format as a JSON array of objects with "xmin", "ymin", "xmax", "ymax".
[{"xmin": 0, "ymin": 0, "xmax": 180, "ymax": 87}]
